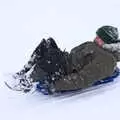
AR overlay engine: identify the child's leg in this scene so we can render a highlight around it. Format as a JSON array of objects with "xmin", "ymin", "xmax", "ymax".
[
  {"xmin": 17, "ymin": 38, "xmax": 59, "ymax": 76},
  {"xmin": 10, "ymin": 38, "xmax": 63, "ymax": 92},
  {"xmin": 29, "ymin": 39, "xmax": 63, "ymax": 82},
  {"xmin": 16, "ymin": 39, "xmax": 47, "ymax": 75}
]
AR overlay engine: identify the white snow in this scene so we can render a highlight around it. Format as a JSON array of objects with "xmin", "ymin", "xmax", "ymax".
[{"xmin": 0, "ymin": 0, "xmax": 120, "ymax": 120}]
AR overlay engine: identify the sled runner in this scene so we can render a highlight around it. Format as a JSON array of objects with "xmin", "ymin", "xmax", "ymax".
[{"xmin": 36, "ymin": 67, "xmax": 120, "ymax": 95}]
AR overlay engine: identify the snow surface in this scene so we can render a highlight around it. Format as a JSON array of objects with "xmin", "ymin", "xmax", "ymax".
[{"xmin": 1, "ymin": 0, "xmax": 120, "ymax": 120}]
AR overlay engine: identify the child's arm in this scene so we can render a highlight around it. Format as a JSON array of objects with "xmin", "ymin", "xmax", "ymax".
[
  {"xmin": 102, "ymin": 43, "xmax": 120, "ymax": 52},
  {"xmin": 102, "ymin": 43, "xmax": 120, "ymax": 61}
]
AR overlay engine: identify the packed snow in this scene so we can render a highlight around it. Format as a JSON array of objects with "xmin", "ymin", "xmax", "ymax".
[{"xmin": 0, "ymin": 0, "xmax": 120, "ymax": 120}]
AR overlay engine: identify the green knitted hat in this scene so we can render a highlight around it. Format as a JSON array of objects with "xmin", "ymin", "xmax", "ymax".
[{"xmin": 96, "ymin": 26, "xmax": 119, "ymax": 44}]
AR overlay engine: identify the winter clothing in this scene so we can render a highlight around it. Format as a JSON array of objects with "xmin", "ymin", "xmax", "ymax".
[
  {"xmin": 29, "ymin": 46, "xmax": 67, "ymax": 82},
  {"xmin": 96, "ymin": 26, "xmax": 119, "ymax": 44},
  {"xmin": 96, "ymin": 26, "xmax": 120, "ymax": 61},
  {"xmin": 53, "ymin": 41, "xmax": 117, "ymax": 92},
  {"xmin": 15, "ymin": 38, "xmax": 68, "ymax": 92}
]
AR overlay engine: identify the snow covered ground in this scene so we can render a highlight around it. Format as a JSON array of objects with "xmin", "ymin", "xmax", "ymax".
[{"xmin": 0, "ymin": 0, "xmax": 120, "ymax": 120}]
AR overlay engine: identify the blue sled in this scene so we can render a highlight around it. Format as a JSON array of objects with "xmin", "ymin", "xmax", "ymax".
[{"xmin": 36, "ymin": 67, "xmax": 120, "ymax": 95}]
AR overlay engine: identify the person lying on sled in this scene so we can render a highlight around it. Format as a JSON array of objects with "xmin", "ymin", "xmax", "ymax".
[{"xmin": 10, "ymin": 25, "xmax": 120, "ymax": 94}]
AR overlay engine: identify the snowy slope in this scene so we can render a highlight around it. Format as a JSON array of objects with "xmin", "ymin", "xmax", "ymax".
[
  {"xmin": 0, "ymin": 0, "xmax": 120, "ymax": 120},
  {"xmin": 1, "ymin": 69, "xmax": 120, "ymax": 120}
]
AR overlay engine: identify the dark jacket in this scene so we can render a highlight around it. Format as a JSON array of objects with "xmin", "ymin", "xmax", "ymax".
[{"xmin": 53, "ymin": 41, "xmax": 117, "ymax": 92}]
